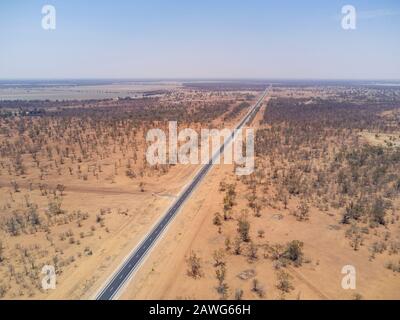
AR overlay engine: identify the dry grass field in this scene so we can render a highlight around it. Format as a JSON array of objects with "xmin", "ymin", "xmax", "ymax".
[{"xmin": 1, "ymin": 83, "xmax": 400, "ymax": 300}]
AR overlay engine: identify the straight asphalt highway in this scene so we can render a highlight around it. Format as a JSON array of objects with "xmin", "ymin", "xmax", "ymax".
[{"xmin": 96, "ymin": 87, "xmax": 269, "ymax": 300}]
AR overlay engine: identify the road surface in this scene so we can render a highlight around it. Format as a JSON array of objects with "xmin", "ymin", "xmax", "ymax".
[{"xmin": 96, "ymin": 87, "xmax": 269, "ymax": 300}]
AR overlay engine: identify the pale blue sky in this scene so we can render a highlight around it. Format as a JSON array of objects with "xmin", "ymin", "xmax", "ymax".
[{"xmin": 0, "ymin": 0, "xmax": 399, "ymax": 79}]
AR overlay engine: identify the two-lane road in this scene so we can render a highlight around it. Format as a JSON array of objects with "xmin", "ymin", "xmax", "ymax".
[{"xmin": 96, "ymin": 87, "xmax": 269, "ymax": 300}]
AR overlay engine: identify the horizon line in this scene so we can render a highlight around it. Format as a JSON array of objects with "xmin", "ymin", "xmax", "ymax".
[{"xmin": 1, "ymin": 78, "xmax": 400, "ymax": 82}]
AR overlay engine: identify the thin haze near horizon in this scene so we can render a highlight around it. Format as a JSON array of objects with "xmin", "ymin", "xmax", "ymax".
[{"xmin": 0, "ymin": 0, "xmax": 399, "ymax": 80}]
